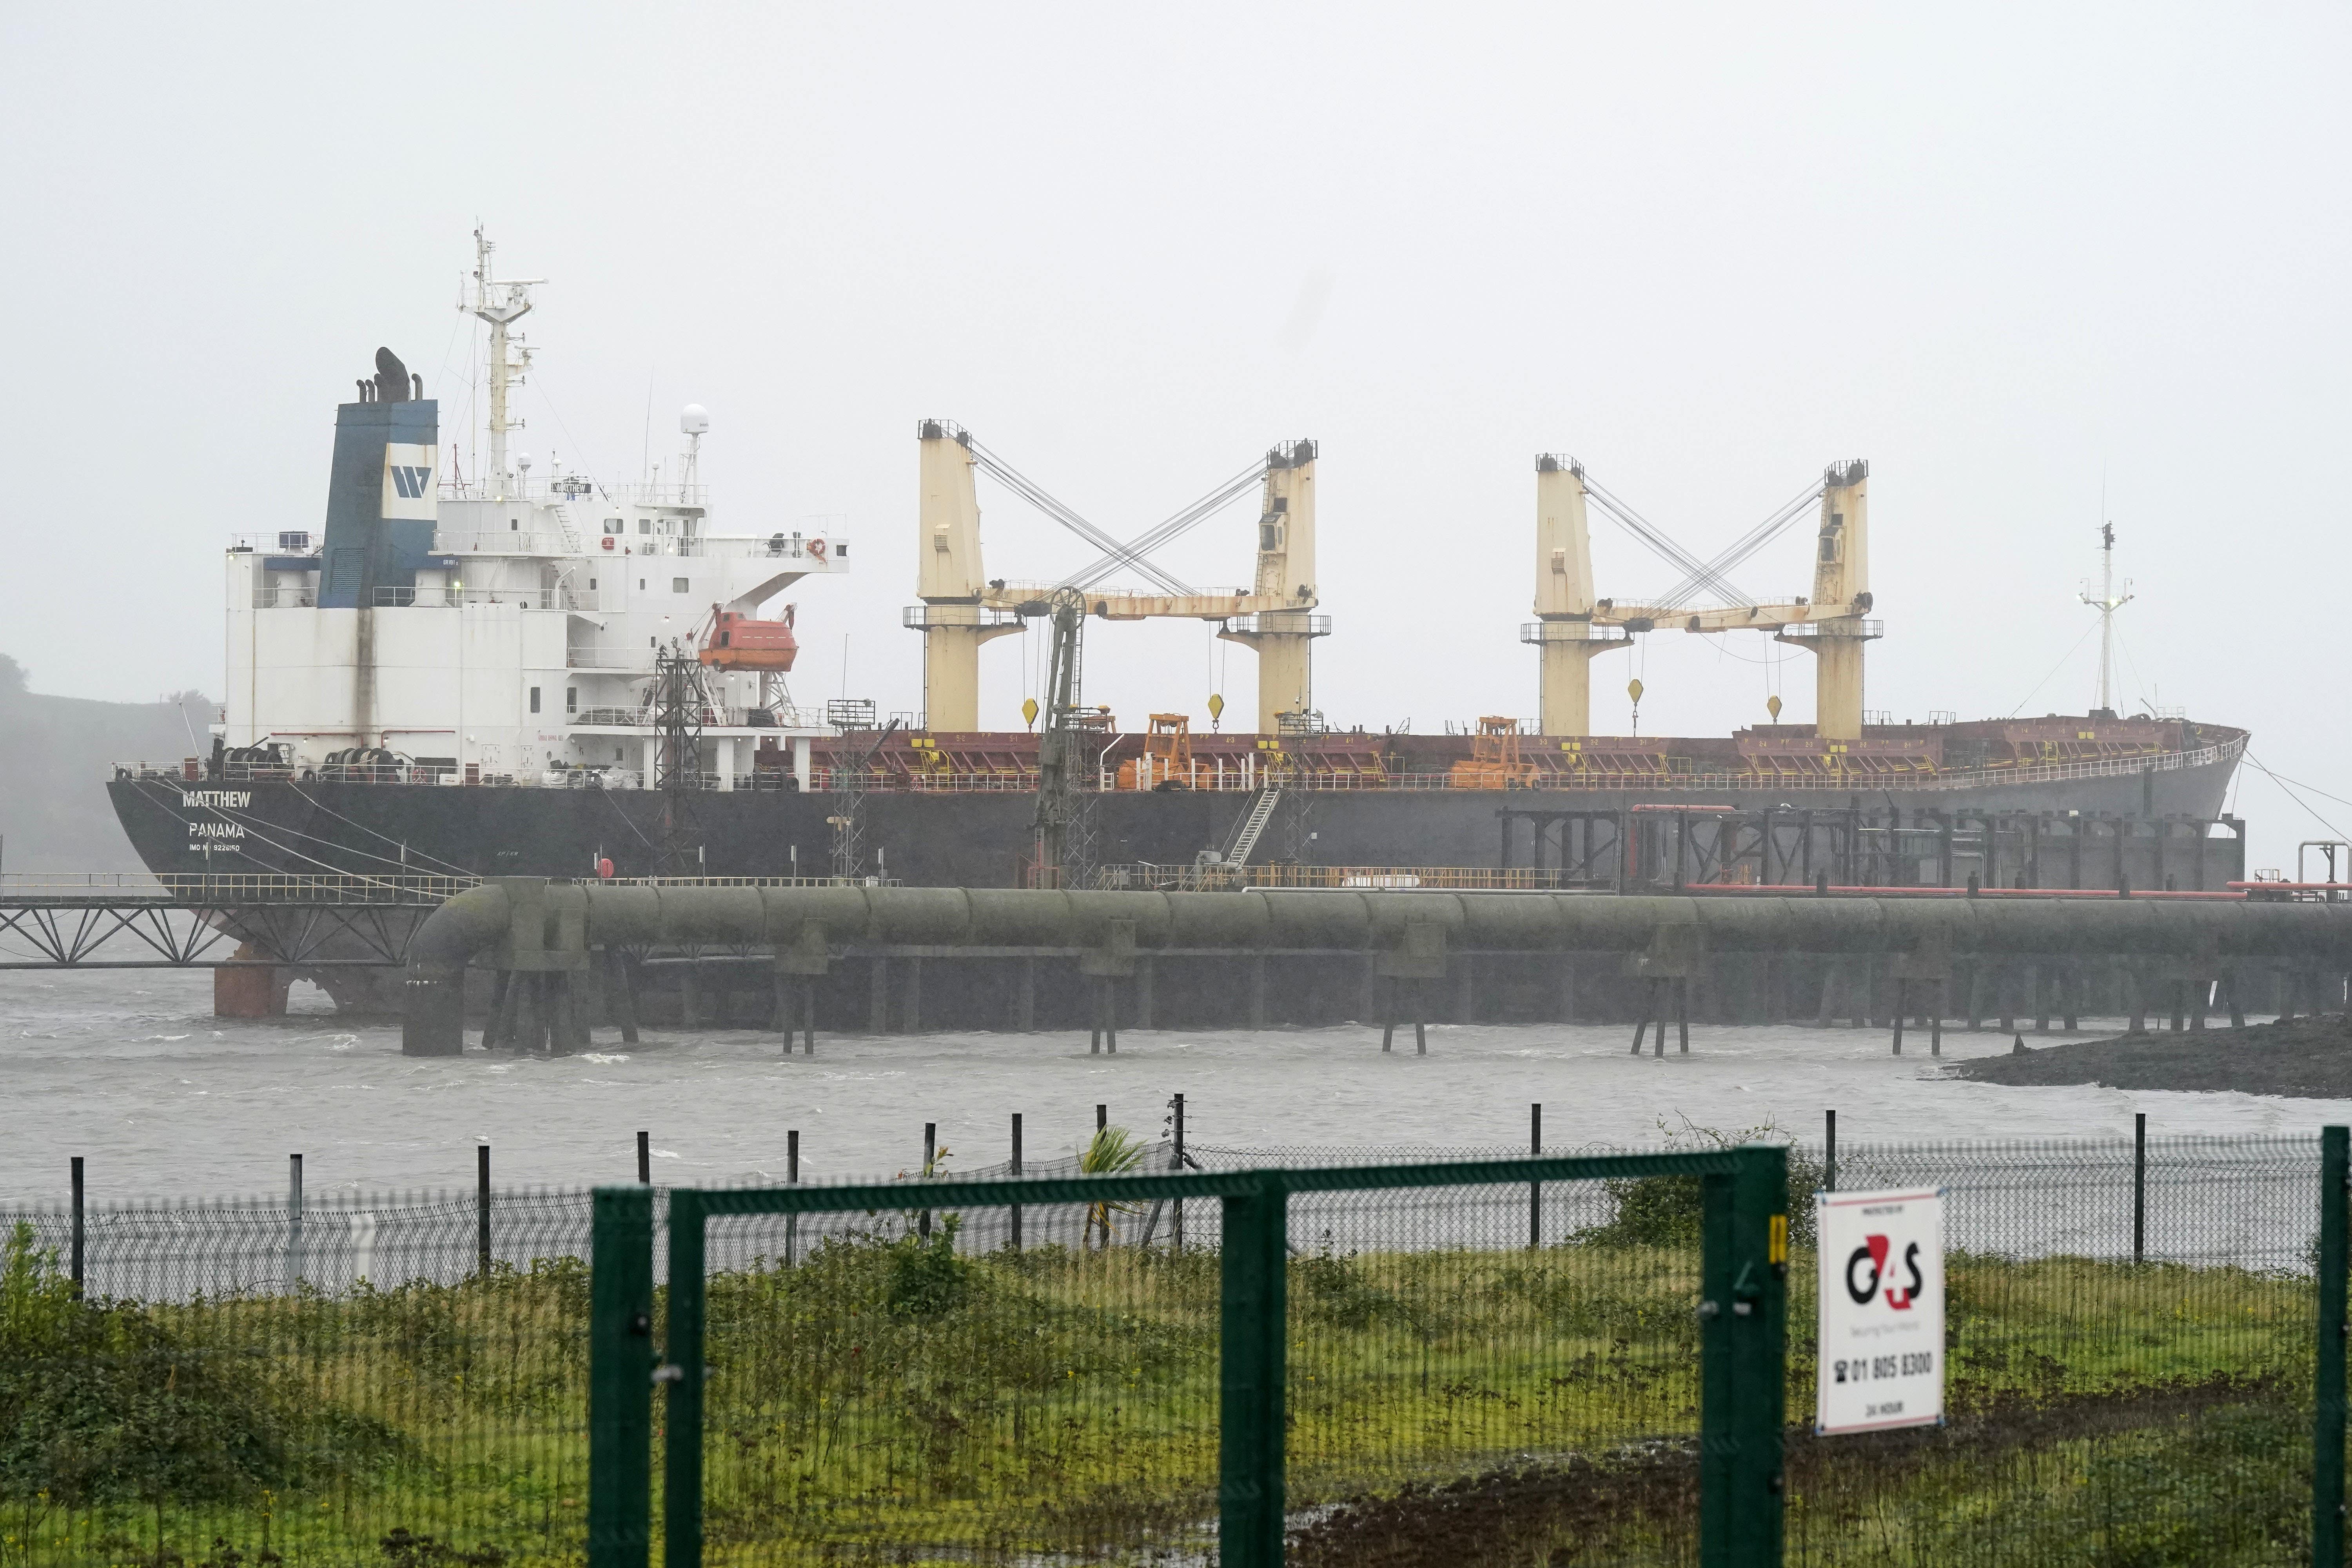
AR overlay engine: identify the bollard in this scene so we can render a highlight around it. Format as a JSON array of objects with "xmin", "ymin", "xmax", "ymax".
[
  {"xmin": 1824, "ymin": 1109, "xmax": 1837, "ymax": 1193},
  {"xmin": 636, "ymin": 1130, "xmax": 651, "ymax": 1186}
]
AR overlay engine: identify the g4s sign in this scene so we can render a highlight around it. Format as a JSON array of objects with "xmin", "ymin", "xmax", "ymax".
[
  {"xmin": 1846, "ymin": 1232, "xmax": 1925, "ymax": 1309},
  {"xmin": 1817, "ymin": 1187, "xmax": 1945, "ymax": 1434}
]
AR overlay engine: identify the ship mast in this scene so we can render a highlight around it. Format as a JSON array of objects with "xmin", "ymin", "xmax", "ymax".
[
  {"xmin": 2079, "ymin": 521, "xmax": 2133, "ymax": 714},
  {"xmin": 465, "ymin": 228, "xmax": 542, "ymax": 500}
]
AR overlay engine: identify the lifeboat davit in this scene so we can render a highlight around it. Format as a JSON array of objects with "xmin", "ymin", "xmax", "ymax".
[{"xmin": 699, "ymin": 603, "xmax": 799, "ymax": 671}]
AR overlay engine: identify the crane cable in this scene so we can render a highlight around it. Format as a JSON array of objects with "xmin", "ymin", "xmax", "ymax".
[
  {"xmin": 1064, "ymin": 458, "xmax": 1270, "ymax": 592},
  {"xmin": 1578, "ymin": 471, "xmax": 1829, "ymax": 612},
  {"xmin": 1579, "ymin": 474, "xmax": 1747, "ymax": 605},
  {"xmin": 1654, "ymin": 479, "xmax": 1826, "ymax": 610},
  {"xmin": 964, "ymin": 439, "xmax": 1196, "ymax": 596}
]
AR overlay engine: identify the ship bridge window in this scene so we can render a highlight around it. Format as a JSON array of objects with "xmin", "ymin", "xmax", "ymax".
[
  {"xmin": 672, "ymin": 576, "xmax": 690, "ymax": 593},
  {"xmin": 604, "ymin": 519, "xmax": 624, "ymax": 535},
  {"xmin": 638, "ymin": 519, "xmax": 652, "ymax": 535}
]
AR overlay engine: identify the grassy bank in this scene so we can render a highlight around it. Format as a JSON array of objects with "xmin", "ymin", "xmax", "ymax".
[{"xmin": 0, "ymin": 1209, "xmax": 2319, "ymax": 1567}]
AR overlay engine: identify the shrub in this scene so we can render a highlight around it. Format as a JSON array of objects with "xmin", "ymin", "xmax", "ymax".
[
  {"xmin": 1574, "ymin": 1117, "xmax": 1822, "ymax": 1250},
  {"xmin": 0, "ymin": 1224, "xmax": 404, "ymax": 1509}
]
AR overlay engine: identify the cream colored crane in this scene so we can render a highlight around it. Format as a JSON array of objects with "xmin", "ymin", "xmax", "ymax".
[
  {"xmin": 906, "ymin": 422, "xmax": 1328, "ymax": 733},
  {"xmin": 1524, "ymin": 458, "xmax": 1878, "ymax": 739}
]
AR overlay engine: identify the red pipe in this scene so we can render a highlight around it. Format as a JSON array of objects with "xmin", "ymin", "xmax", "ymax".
[{"xmin": 1681, "ymin": 883, "xmax": 2246, "ymax": 901}]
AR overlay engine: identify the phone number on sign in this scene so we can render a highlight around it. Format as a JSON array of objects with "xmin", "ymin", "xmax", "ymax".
[{"xmin": 1832, "ymin": 1352, "xmax": 1934, "ymax": 1383}]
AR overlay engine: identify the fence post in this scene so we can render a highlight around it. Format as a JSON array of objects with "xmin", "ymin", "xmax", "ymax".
[
  {"xmin": 1529, "ymin": 1103, "xmax": 1543, "ymax": 1249},
  {"xmin": 1171, "ymin": 1093, "xmax": 1186, "ymax": 1252},
  {"xmin": 920, "ymin": 1122, "xmax": 936, "ymax": 1240},
  {"xmin": 1219, "ymin": 1176, "xmax": 1289, "ymax": 1568},
  {"xmin": 287, "ymin": 1152, "xmax": 304, "ymax": 1287},
  {"xmin": 1010, "ymin": 1113, "xmax": 1024, "ymax": 1252},
  {"xmin": 588, "ymin": 1186, "xmax": 655, "ymax": 1568},
  {"xmin": 2318, "ymin": 1125, "xmax": 2348, "ymax": 1568},
  {"xmin": 785, "ymin": 1129, "xmax": 800, "ymax": 1267},
  {"xmin": 664, "ymin": 1190, "xmax": 708, "ymax": 1568},
  {"xmin": 69, "ymin": 1156, "xmax": 84, "ymax": 1297},
  {"xmin": 1699, "ymin": 1144, "xmax": 1788, "ymax": 1568},
  {"xmin": 476, "ymin": 1144, "xmax": 492, "ymax": 1278},
  {"xmin": 2133, "ymin": 1112, "xmax": 2147, "ymax": 1264}
]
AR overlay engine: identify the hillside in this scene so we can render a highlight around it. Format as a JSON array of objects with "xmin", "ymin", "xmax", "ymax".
[{"xmin": 0, "ymin": 655, "xmax": 216, "ymax": 872}]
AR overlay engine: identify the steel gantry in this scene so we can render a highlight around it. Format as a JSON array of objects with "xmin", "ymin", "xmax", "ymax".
[{"xmin": 0, "ymin": 874, "xmax": 465, "ymax": 970}]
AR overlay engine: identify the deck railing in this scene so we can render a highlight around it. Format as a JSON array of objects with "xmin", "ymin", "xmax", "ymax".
[{"xmin": 108, "ymin": 734, "xmax": 2243, "ymax": 797}]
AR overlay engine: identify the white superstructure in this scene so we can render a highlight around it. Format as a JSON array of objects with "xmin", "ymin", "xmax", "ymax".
[{"xmin": 219, "ymin": 235, "xmax": 847, "ymax": 789}]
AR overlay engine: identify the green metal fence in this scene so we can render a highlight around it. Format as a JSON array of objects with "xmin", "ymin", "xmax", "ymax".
[
  {"xmin": 0, "ymin": 1130, "xmax": 2343, "ymax": 1566},
  {"xmin": 588, "ymin": 1149, "xmax": 1790, "ymax": 1568}
]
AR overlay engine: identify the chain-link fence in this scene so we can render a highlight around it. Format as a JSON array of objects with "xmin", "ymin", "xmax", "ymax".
[{"xmin": 0, "ymin": 1133, "xmax": 2341, "ymax": 1566}]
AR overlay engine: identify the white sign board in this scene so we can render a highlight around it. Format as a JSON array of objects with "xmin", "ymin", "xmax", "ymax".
[
  {"xmin": 380, "ymin": 443, "xmax": 438, "ymax": 521},
  {"xmin": 1816, "ymin": 1185, "xmax": 1945, "ymax": 1434}
]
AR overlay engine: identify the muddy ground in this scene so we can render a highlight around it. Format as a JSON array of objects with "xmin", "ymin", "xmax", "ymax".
[
  {"xmin": 1954, "ymin": 1012, "xmax": 2352, "ymax": 1097},
  {"xmin": 1286, "ymin": 1377, "xmax": 2279, "ymax": 1567}
]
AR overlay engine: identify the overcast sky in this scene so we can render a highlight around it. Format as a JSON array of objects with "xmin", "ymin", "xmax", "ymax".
[{"xmin": 4, "ymin": 4, "xmax": 2347, "ymax": 866}]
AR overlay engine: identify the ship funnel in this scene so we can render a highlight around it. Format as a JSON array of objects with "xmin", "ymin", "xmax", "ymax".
[{"xmin": 372, "ymin": 347, "xmax": 412, "ymax": 404}]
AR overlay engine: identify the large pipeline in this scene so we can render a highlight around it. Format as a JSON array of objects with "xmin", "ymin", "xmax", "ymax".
[{"xmin": 401, "ymin": 879, "xmax": 2352, "ymax": 1055}]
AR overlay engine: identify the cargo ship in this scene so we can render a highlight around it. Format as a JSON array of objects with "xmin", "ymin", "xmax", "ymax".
[{"xmin": 108, "ymin": 235, "xmax": 2248, "ymax": 900}]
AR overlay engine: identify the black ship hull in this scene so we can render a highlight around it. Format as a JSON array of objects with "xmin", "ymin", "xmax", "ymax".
[{"xmin": 110, "ymin": 751, "xmax": 2243, "ymax": 891}]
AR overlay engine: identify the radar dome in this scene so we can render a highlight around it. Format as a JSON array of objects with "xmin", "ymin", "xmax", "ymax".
[
  {"xmin": 517, "ymin": 452, "xmax": 534, "ymax": 472},
  {"xmin": 681, "ymin": 404, "xmax": 711, "ymax": 436}
]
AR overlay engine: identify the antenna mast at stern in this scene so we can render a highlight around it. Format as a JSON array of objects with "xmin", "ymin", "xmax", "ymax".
[{"xmin": 2079, "ymin": 521, "xmax": 2134, "ymax": 715}]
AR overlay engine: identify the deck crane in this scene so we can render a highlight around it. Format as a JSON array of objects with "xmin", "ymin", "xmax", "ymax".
[
  {"xmin": 1525, "ymin": 458, "xmax": 1876, "ymax": 740},
  {"xmin": 1030, "ymin": 586, "xmax": 1092, "ymax": 888},
  {"xmin": 906, "ymin": 422, "xmax": 1328, "ymax": 735}
]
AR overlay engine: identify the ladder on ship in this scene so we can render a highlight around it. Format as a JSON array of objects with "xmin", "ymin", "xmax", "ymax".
[{"xmin": 1214, "ymin": 785, "xmax": 1283, "ymax": 869}]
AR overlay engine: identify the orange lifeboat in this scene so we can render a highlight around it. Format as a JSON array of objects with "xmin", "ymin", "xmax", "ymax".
[{"xmin": 699, "ymin": 604, "xmax": 800, "ymax": 671}]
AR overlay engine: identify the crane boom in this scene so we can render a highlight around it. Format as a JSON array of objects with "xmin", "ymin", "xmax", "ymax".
[{"xmin": 1031, "ymin": 587, "xmax": 1088, "ymax": 886}]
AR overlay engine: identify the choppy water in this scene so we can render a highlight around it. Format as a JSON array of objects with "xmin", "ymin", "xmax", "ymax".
[{"xmin": 6, "ymin": 969, "xmax": 2350, "ymax": 1203}]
